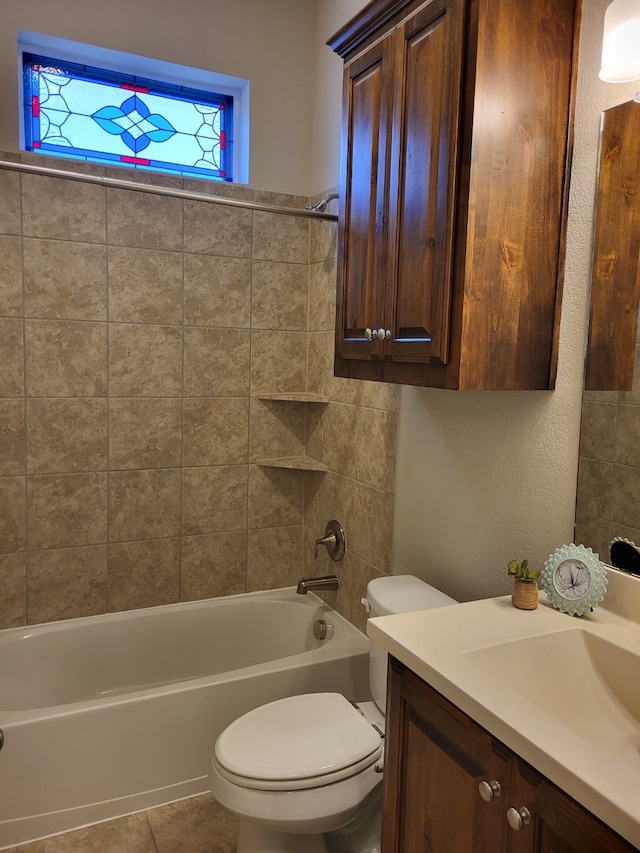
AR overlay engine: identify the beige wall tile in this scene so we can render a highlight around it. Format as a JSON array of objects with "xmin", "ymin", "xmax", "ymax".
[
  {"xmin": 611, "ymin": 464, "xmax": 640, "ymax": 529},
  {"xmin": 349, "ymin": 481, "xmax": 394, "ymax": 572},
  {"xmin": 108, "ymin": 538, "xmax": 180, "ymax": 611},
  {"xmin": 576, "ymin": 457, "xmax": 613, "ymax": 519},
  {"xmin": 321, "ymin": 403, "xmax": 357, "ymax": 478},
  {"xmin": 250, "ymin": 330, "xmax": 307, "ymax": 394},
  {"xmin": 109, "ymin": 468, "xmax": 181, "ymax": 542},
  {"xmin": 0, "ymin": 552, "xmax": 26, "ymax": 627},
  {"xmin": 109, "ymin": 398, "xmax": 182, "ymax": 470},
  {"xmin": 25, "ymin": 320, "xmax": 107, "ymax": 397},
  {"xmin": 249, "ymin": 398, "xmax": 306, "ymax": 462},
  {"xmin": 247, "ymin": 524, "xmax": 303, "ymax": 591},
  {"xmin": 0, "ymin": 476, "xmax": 26, "ymax": 553},
  {"xmin": 27, "ymin": 544, "xmax": 107, "ymax": 623},
  {"xmin": 108, "ymin": 246, "xmax": 183, "ymax": 325},
  {"xmin": 22, "ymin": 175, "xmax": 106, "ymax": 242},
  {"xmin": 251, "ymin": 261, "xmax": 308, "ymax": 330},
  {"xmin": 27, "ymin": 472, "xmax": 107, "ymax": 550},
  {"xmin": 614, "ymin": 404, "xmax": 640, "ymax": 467},
  {"xmin": 303, "ymin": 469, "xmax": 352, "ymax": 537},
  {"xmin": 27, "ymin": 398, "xmax": 108, "ymax": 474},
  {"xmin": 308, "ymin": 258, "xmax": 337, "ymax": 332},
  {"xmin": 0, "ymin": 234, "xmax": 23, "ymax": 315},
  {"xmin": 23, "ymin": 239, "xmax": 107, "ymax": 321},
  {"xmin": 183, "ymin": 327, "xmax": 250, "ymax": 396},
  {"xmin": 182, "ymin": 465, "xmax": 248, "ymax": 535},
  {"xmin": 183, "ymin": 254, "xmax": 251, "ymax": 327},
  {"xmin": 109, "ymin": 324, "xmax": 182, "ymax": 397},
  {"xmin": 181, "ymin": 532, "xmax": 247, "ymax": 600},
  {"xmin": 0, "ymin": 318, "xmax": 24, "ymax": 397},
  {"xmin": 354, "ymin": 407, "xmax": 397, "ymax": 492},
  {"xmin": 575, "ymin": 513, "xmax": 610, "ymax": 560},
  {"xmin": 183, "ymin": 398, "xmax": 249, "ymax": 466},
  {"xmin": 310, "ymin": 217, "xmax": 338, "ymax": 265},
  {"xmin": 252, "ymin": 211, "xmax": 309, "ymax": 264},
  {"xmin": 0, "ymin": 399, "xmax": 25, "ymax": 476},
  {"xmin": 183, "ymin": 200, "xmax": 252, "ymax": 257},
  {"xmin": 0, "ymin": 169, "xmax": 21, "ymax": 235},
  {"xmin": 107, "ymin": 188, "xmax": 182, "ymax": 251},
  {"xmin": 249, "ymin": 465, "xmax": 304, "ymax": 528},
  {"xmin": 579, "ymin": 400, "xmax": 617, "ymax": 462}
]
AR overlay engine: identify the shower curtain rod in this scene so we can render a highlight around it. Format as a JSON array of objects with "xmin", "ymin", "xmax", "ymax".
[{"xmin": 0, "ymin": 159, "xmax": 338, "ymax": 222}]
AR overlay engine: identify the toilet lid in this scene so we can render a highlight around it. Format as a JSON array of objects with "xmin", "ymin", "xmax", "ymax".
[{"xmin": 214, "ymin": 693, "xmax": 382, "ymax": 786}]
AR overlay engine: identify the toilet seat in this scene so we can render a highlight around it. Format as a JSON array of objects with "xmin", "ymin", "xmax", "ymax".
[{"xmin": 214, "ymin": 693, "xmax": 383, "ymax": 792}]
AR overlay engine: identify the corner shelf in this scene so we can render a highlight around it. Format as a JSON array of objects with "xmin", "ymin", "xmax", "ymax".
[
  {"xmin": 254, "ymin": 392, "xmax": 330, "ymax": 473},
  {"xmin": 257, "ymin": 455, "xmax": 328, "ymax": 472},
  {"xmin": 255, "ymin": 393, "xmax": 329, "ymax": 404}
]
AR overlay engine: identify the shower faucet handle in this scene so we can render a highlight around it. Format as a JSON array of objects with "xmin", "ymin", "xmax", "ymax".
[{"xmin": 313, "ymin": 520, "xmax": 346, "ymax": 561}]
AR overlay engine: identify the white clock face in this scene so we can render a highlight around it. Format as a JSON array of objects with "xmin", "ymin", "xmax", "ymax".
[{"xmin": 554, "ymin": 559, "xmax": 592, "ymax": 599}]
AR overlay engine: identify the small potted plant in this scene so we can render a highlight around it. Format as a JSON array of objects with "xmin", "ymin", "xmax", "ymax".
[{"xmin": 507, "ymin": 559, "xmax": 540, "ymax": 610}]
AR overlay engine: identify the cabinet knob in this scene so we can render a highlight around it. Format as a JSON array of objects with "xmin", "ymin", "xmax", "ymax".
[
  {"xmin": 384, "ymin": 329, "xmax": 391, "ymax": 340},
  {"xmin": 506, "ymin": 806, "xmax": 532, "ymax": 831},
  {"xmin": 478, "ymin": 780, "xmax": 502, "ymax": 802},
  {"xmin": 365, "ymin": 327, "xmax": 375, "ymax": 340},
  {"xmin": 377, "ymin": 328, "xmax": 386, "ymax": 340}
]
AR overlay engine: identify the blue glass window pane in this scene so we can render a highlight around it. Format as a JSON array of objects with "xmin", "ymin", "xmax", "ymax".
[{"xmin": 23, "ymin": 53, "xmax": 233, "ymax": 181}]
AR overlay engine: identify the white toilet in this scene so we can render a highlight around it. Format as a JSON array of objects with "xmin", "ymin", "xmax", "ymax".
[{"xmin": 209, "ymin": 575, "xmax": 457, "ymax": 853}]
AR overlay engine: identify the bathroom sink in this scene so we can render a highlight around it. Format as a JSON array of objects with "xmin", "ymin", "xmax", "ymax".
[{"xmin": 464, "ymin": 628, "xmax": 640, "ymax": 746}]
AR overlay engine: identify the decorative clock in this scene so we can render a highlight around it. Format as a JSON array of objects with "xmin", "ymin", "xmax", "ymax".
[{"xmin": 541, "ymin": 544, "xmax": 608, "ymax": 617}]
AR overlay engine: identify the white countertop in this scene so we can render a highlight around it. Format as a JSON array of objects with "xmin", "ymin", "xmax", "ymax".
[{"xmin": 367, "ymin": 568, "xmax": 640, "ymax": 849}]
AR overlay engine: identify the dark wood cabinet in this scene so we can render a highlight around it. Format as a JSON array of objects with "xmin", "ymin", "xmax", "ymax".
[
  {"xmin": 383, "ymin": 657, "xmax": 638, "ymax": 853},
  {"xmin": 329, "ymin": 0, "xmax": 581, "ymax": 390}
]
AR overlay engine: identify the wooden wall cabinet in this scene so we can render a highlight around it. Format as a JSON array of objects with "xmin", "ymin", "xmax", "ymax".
[
  {"xmin": 329, "ymin": 0, "xmax": 581, "ymax": 390},
  {"xmin": 584, "ymin": 100, "xmax": 640, "ymax": 392},
  {"xmin": 383, "ymin": 657, "xmax": 638, "ymax": 852}
]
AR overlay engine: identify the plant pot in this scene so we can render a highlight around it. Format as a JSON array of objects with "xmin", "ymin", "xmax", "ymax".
[{"xmin": 511, "ymin": 579, "xmax": 538, "ymax": 610}]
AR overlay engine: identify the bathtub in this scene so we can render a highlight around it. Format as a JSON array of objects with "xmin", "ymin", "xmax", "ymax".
[{"xmin": 0, "ymin": 587, "xmax": 370, "ymax": 849}]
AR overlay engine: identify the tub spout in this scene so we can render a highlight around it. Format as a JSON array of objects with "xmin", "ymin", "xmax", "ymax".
[{"xmin": 296, "ymin": 575, "xmax": 339, "ymax": 595}]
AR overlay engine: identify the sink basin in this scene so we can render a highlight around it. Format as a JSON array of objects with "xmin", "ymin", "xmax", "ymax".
[{"xmin": 465, "ymin": 629, "xmax": 640, "ymax": 749}]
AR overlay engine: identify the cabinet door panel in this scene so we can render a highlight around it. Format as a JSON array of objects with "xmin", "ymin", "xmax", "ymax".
[
  {"xmin": 509, "ymin": 759, "xmax": 638, "ymax": 853},
  {"xmin": 336, "ymin": 36, "xmax": 393, "ymax": 359},
  {"xmin": 386, "ymin": 0, "xmax": 465, "ymax": 365},
  {"xmin": 383, "ymin": 659, "xmax": 509, "ymax": 853}
]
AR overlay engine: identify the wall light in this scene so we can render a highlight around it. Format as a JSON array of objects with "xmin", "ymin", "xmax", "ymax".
[{"xmin": 600, "ymin": 0, "xmax": 640, "ymax": 83}]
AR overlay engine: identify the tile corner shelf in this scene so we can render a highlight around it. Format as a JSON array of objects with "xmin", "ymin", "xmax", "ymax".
[
  {"xmin": 255, "ymin": 392, "xmax": 330, "ymax": 404},
  {"xmin": 257, "ymin": 455, "xmax": 328, "ymax": 472}
]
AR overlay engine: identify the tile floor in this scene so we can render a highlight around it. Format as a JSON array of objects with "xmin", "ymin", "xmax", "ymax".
[{"xmin": 4, "ymin": 793, "xmax": 238, "ymax": 853}]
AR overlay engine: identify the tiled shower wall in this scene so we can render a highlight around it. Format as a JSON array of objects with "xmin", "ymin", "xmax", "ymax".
[{"xmin": 0, "ymin": 153, "xmax": 398, "ymax": 630}]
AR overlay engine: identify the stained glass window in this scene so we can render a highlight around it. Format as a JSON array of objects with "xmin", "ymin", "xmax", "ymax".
[{"xmin": 23, "ymin": 53, "xmax": 233, "ymax": 181}]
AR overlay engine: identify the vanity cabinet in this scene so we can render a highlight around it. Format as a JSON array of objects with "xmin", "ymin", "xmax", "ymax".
[
  {"xmin": 382, "ymin": 657, "xmax": 638, "ymax": 852},
  {"xmin": 329, "ymin": 0, "xmax": 581, "ymax": 390}
]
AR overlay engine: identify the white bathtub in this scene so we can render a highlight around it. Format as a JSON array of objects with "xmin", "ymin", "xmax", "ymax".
[{"xmin": 0, "ymin": 587, "xmax": 370, "ymax": 849}]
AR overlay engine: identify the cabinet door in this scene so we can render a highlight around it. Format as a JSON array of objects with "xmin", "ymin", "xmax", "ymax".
[
  {"xmin": 507, "ymin": 759, "xmax": 638, "ymax": 853},
  {"xmin": 383, "ymin": 659, "xmax": 510, "ymax": 852},
  {"xmin": 384, "ymin": 0, "xmax": 466, "ymax": 365},
  {"xmin": 336, "ymin": 33, "xmax": 394, "ymax": 361}
]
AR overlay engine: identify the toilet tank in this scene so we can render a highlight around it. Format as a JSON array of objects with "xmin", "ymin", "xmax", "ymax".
[{"xmin": 364, "ymin": 575, "xmax": 458, "ymax": 711}]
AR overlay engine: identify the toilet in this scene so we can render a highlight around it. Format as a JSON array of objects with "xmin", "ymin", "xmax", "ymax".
[{"xmin": 209, "ymin": 575, "xmax": 457, "ymax": 853}]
